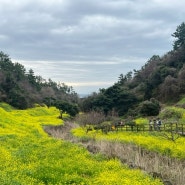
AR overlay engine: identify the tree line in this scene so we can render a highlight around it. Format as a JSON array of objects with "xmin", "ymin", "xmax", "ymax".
[
  {"xmin": 0, "ymin": 52, "xmax": 79, "ymax": 116},
  {"xmin": 80, "ymin": 22, "xmax": 185, "ymax": 117},
  {"xmin": 1, "ymin": 22, "xmax": 185, "ymax": 118}
]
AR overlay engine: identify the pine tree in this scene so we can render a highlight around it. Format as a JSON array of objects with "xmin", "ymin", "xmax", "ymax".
[{"xmin": 172, "ymin": 22, "xmax": 185, "ymax": 50}]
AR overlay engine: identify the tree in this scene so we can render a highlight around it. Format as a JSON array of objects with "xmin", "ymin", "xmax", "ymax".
[
  {"xmin": 116, "ymin": 91, "xmax": 138, "ymax": 116},
  {"xmin": 118, "ymin": 74, "xmax": 126, "ymax": 85},
  {"xmin": 0, "ymin": 51, "xmax": 80, "ymax": 109},
  {"xmin": 172, "ymin": 22, "xmax": 185, "ymax": 50},
  {"xmin": 13, "ymin": 62, "xmax": 26, "ymax": 81},
  {"xmin": 27, "ymin": 69, "xmax": 36, "ymax": 85},
  {"xmin": 55, "ymin": 101, "xmax": 79, "ymax": 117},
  {"xmin": 158, "ymin": 75, "xmax": 179, "ymax": 102},
  {"xmin": 139, "ymin": 98, "xmax": 160, "ymax": 116}
]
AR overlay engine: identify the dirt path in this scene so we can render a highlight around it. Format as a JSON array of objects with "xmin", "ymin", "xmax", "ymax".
[
  {"xmin": 44, "ymin": 121, "xmax": 78, "ymax": 141},
  {"xmin": 44, "ymin": 121, "xmax": 184, "ymax": 185}
]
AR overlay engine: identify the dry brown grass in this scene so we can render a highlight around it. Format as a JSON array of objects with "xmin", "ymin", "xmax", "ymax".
[{"xmin": 89, "ymin": 140, "xmax": 185, "ymax": 185}]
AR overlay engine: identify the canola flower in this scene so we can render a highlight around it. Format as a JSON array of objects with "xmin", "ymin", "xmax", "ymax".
[
  {"xmin": 72, "ymin": 126, "xmax": 185, "ymax": 159},
  {"xmin": 0, "ymin": 103, "xmax": 163, "ymax": 185}
]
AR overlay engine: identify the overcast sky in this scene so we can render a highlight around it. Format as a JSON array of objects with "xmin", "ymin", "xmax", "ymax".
[{"xmin": 0, "ymin": 0, "xmax": 185, "ymax": 95}]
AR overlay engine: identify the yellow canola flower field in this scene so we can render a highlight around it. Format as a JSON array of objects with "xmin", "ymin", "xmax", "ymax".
[
  {"xmin": 0, "ymin": 103, "xmax": 162, "ymax": 185},
  {"xmin": 72, "ymin": 127, "xmax": 185, "ymax": 159}
]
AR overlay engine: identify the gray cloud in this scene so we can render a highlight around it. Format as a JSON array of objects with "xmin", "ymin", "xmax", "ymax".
[{"xmin": 1, "ymin": 0, "xmax": 185, "ymax": 94}]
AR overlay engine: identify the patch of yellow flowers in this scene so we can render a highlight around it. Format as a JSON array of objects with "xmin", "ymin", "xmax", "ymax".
[
  {"xmin": 0, "ymin": 103, "xmax": 162, "ymax": 185},
  {"xmin": 72, "ymin": 126, "xmax": 185, "ymax": 159}
]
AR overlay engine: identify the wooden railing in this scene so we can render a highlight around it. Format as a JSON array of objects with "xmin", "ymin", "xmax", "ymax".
[{"xmin": 115, "ymin": 122, "xmax": 185, "ymax": 136}]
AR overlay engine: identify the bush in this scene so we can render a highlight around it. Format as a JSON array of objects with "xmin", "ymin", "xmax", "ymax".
[
  {"xmin": 139, "ymin": 99, "xmax": 160, "ymax": 116},
  {"xmin": 134, "ymin": 117, "xmax": 148, "ymax": 125},
  {"xmin": 160, "ymin": 107, "xmax": 183, "ymax": 120},
  {"xmin": 55, "ymin": 101, "xmax": 79, "ymax": 117},
  {"xmin": 75, "ymin": 111, "xmax": 106, "ymax": 126}
]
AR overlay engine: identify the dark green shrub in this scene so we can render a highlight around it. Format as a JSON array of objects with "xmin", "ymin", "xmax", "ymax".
[{"xmin": 139, "ymin": 99, "xmax": 160, "ymax": 116}]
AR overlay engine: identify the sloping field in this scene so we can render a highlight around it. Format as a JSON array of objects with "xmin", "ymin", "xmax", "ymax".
[
  {"xmin": 71, "ymin": 109, "xmax": 185, "ymax": 185},
  {"xmin": 0, "ymin": 103, "xmax": 162, "ymax": 185},
  {"xmin": 72, "ymin": 127, "xmax": 185, "ymax": 159},
  {"xmin": 72, "ymin": 106, "xmax": 185, "ymax": 159}
]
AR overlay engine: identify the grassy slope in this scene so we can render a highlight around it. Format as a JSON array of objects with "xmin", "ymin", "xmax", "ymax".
[
  {"xmin": 0, "ymin": 103, "xmax": 162, "ymax": 185},
  {"xmin": 72, "ymin": 127, "xmax": 185, "ymax": 159},
  {"xmin": 72, "ymin": 106, "xmax": 185, "ymax": 159}
]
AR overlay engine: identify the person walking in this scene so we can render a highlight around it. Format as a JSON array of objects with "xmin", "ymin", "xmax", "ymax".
[{"xmin": 149, "ymin": 119, "xmax": 153, "ymax": 131}]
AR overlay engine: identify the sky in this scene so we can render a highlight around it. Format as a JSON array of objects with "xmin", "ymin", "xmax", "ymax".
[{"xmin": 0, "ymin": 0, "xmax": 185, "ymax": 95}]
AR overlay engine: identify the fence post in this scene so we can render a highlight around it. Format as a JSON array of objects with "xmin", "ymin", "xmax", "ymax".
[
  {"xmin": 175, "ymin": 123, "xmax": 178, "ymax": 133},
  {"xmin": 182, "ymin": 124, "xmax": 184, "ymax": 135}
]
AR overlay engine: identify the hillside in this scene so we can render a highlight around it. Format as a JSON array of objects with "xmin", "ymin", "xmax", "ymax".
[
  {"xmin": 81, "ymin": 22, "xmax": 185, "ymax": 116},
  {"xmin": 0, "ymin": 52, "xmax": 79, "ymax": 116},
  {"xmin": 1, "ymin": 23, "xmax": 185, "ymax": 118},
  {"xmin": 71, "ymin": 104, "xmax": 185, "ymax": 185}
]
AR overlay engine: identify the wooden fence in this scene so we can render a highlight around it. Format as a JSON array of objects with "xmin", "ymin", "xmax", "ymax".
[{"xmin": 115, "ymin": 122, "xmax": 185, "ymax": 136}]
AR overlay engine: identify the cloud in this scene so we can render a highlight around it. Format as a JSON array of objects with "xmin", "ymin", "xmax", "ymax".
[
  {"xmin": 67, "ymin": 81, "xmax": 114, "ymax": 87},
  {"xmin": 1, "ymin": 0, "xmax": 185, "ymax": 94}
]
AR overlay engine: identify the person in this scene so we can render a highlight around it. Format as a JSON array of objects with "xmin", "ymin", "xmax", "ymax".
[
  {"xmin": 120, "ymin": 121, "xmax": 125, "ymax": 126},
  {"xmin": 157, "ymin": 118, "xmax": 162, "ymax": 131},
  {"xmin": 153, "ymin": 119, "xmax": 158, "ymax": 131},
  {"xmin": 149, "ymin": 119, "xmax": 153, "ymax": 131}
]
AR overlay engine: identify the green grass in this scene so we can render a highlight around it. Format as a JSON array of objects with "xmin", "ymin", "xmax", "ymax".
[{"xmin": 0, "ymin": 103, "xmax": 163, "ymax": 185}]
